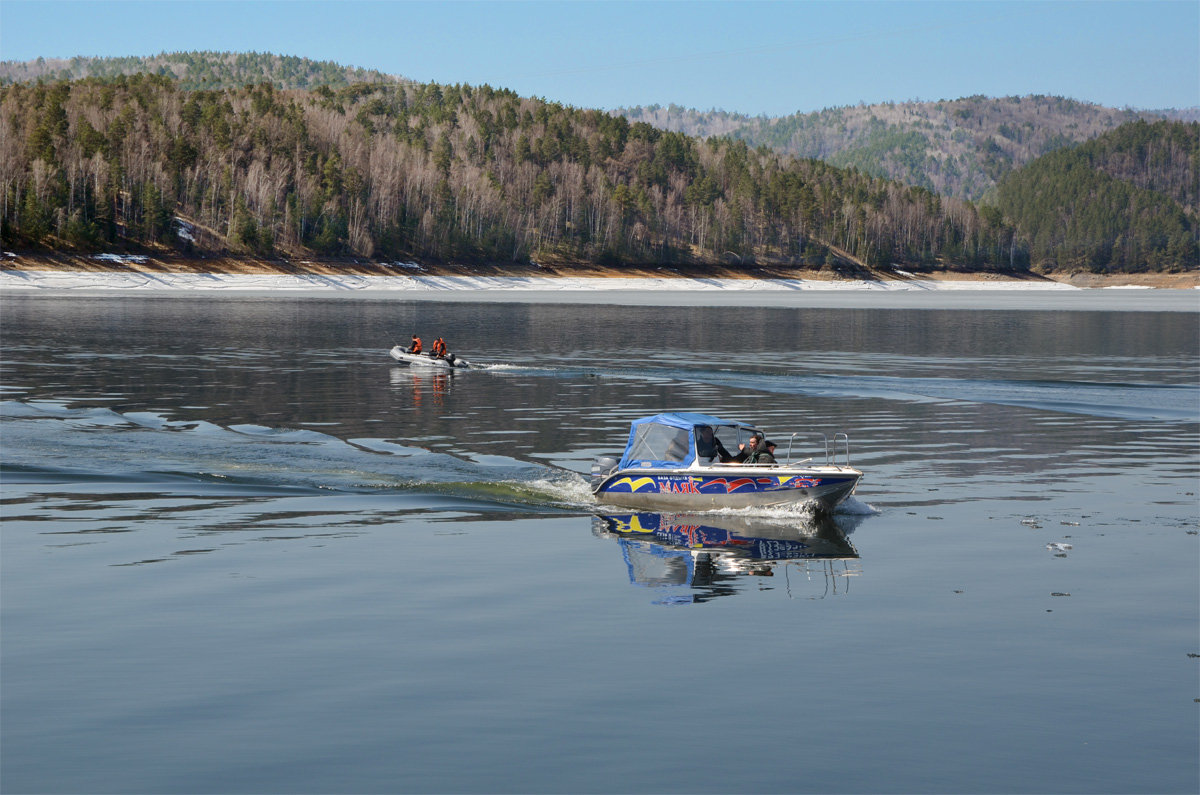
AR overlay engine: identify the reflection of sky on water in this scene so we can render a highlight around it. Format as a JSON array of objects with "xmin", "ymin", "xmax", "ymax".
[{"xmin": 1, "ymin": 297, "xmax": 1196, "ymax": 795}]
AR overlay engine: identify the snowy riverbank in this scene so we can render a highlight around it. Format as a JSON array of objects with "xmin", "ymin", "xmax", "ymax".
[
  {"xmin": 1, "ymin": 267, "xmax": 1084, "ymax": 293},
  {"xmin": 3, "ymin": 261, "xmax": 1197, "ymax": 310}
]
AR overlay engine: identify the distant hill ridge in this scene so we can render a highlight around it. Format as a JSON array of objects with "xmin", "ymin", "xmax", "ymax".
[
  {"xmin": 0, "ymin": 51, "xmax": 407, "ymax": 91},
  {"xmin": 618, "ymin": 98, "xmax": 1198, "ymax": 202}
]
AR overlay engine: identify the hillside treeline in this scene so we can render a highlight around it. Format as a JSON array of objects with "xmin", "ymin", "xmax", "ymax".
[
  {"xmin": 0, "ymin": 74, "xmax": 1025, "ymax": 271},
  {"xmin": 995, "ymin": 121, "xmax": 1198, "ymax": 272}
]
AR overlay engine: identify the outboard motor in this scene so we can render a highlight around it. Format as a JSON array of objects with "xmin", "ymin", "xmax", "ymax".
[{"xmin": 591, "ymin": 456, "xmax": 619, "ymax": 486}]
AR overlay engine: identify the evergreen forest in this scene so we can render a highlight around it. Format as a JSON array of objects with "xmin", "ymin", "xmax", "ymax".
[{"xmin": 995, "ymin": 120, "xmax": 1198, "ymax": 273}]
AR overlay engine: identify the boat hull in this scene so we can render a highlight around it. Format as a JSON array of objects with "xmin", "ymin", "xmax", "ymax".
[
  {"xmin": 593, "ymin": 466, "xmax": 861, "ymax": 513},
  {"xmin": 389, "ymin": 346, "xmax": 470, "ymax": 369}
]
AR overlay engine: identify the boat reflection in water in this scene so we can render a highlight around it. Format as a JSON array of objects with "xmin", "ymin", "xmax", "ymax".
[
  {"xmin": 592, "ymin": 511, "xmax": 862, "ymax": 604},
  {"xmin": 389, "ymin": 366, "xmax": 452, "ymax": 408}
]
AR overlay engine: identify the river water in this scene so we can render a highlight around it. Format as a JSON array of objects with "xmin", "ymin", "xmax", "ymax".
[{"xmin": 2, "ymin": 293, "xmax": 1197, "ymax": 794}]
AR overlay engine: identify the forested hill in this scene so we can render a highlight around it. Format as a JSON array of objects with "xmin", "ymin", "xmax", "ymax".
[
  {"xmin": 0, "ymin": 74, "xmax": 1026, "ymax": 273},
  {"xmin": 619, "ymin": 97, "xmax": 1192, "ymax": 202},
  {"xmin": 996, "ymin": 120, "xmax": 1199, "ymax": 273},
  {"xmin": 0, "ymin": 52, "xmax": 403, "ymax": 91},
  {"xmin": 9, "ymin": 54, "xmax": 1191, "ymax": 207}
]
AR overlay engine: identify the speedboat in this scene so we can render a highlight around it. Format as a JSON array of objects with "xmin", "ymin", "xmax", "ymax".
[
  {"xmin": 389, "ymin": 346, "xmax": 471, "ymax": 369},
  {"xmin": 591, "ymin": 412, "xmax": 862, "ymax": 513}
]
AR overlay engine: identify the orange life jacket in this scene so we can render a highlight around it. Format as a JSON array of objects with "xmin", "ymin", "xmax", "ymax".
[{"xmin": 410, "ymin": 337, "xmax": 422, "ymax": 354}]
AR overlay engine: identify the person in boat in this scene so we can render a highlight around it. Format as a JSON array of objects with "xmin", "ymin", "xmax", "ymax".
[
  {"xmin": 431, "ymin": 337, "xmax": 447, "ymax": 358},
  {"xmin": 727, "ymin": 432, "xmax": 764, "ymax": 463},
  {"xmin": 695, "ymin": 425, "xmax": 733, "ymax": 463},
  {"xmin": 407, "ymin": 334, "xmax": 423, "ymax": 354},
  {"xmin": 746, "ymin": 440, "xmax": 778, "ymax": 465}
]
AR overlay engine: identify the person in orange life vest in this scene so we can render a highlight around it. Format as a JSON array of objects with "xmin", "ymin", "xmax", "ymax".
[
  {"xmin": 431, "ymin": 337, "xmax": 447, "ymax": 357},
  {"xmin": 408, "ymin": 334, "xmax": 422, "ymax": 354}
]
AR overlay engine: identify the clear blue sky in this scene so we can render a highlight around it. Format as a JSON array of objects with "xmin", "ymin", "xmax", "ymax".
[{"xmin": 2, "ymin": 0, "xmax": 1197, "ymax": 115}]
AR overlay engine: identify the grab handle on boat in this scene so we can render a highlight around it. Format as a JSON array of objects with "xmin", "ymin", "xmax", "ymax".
[
  {"xmin": 787, "ymin": 432, "xmax": 829, "ymax": 465},
  {"xmin": 834, "ymin": 433, "xmax": 851, "ymax": 467}
]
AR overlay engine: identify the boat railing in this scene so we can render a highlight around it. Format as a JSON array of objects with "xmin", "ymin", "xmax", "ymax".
[
  {"xmin": 833, "ymin": 432, "xmax": 852, "ymax": 467},
  {"xmin": 786, "ymin": 432, "xmax": 852, "ymax": 468}
]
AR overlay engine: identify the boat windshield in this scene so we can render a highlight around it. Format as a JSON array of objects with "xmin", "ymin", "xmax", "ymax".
[
  {"xmin": 624, "ymin": 422, "xmax": 692, "ymax": 466},
  {"xmin": 695, "ymin": 424, "xmax": 745, "ymax": 463}
]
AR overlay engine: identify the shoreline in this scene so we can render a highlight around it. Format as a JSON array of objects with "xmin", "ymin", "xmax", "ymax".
[
  {"xmin": 3, "ymin": 251, "xmax": 1198, "ymax": 289},
  {"xmin": 3, "ymin": 253, "xmax": 1197, "ymax": 310}
]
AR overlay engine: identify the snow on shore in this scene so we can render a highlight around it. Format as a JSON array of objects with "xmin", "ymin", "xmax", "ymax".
[{"xmin": 2, "ymin": 267, "xmax": 1081, "ymax": 294}]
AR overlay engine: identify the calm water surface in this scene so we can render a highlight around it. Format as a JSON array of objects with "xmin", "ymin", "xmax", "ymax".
[{"xmin": 2, "ymin": 295, "xmax": 1198, "ymax": 794}]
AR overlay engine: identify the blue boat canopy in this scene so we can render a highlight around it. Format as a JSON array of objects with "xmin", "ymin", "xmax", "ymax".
[{"xmin": 618, "ymin": 412, "xmax": 759, "ymax": 470}]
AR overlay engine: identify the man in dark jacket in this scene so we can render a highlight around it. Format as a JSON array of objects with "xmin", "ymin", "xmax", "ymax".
[{"xmin": 748, "ymin": 440, "xmax": 778, "ymax": 465}]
